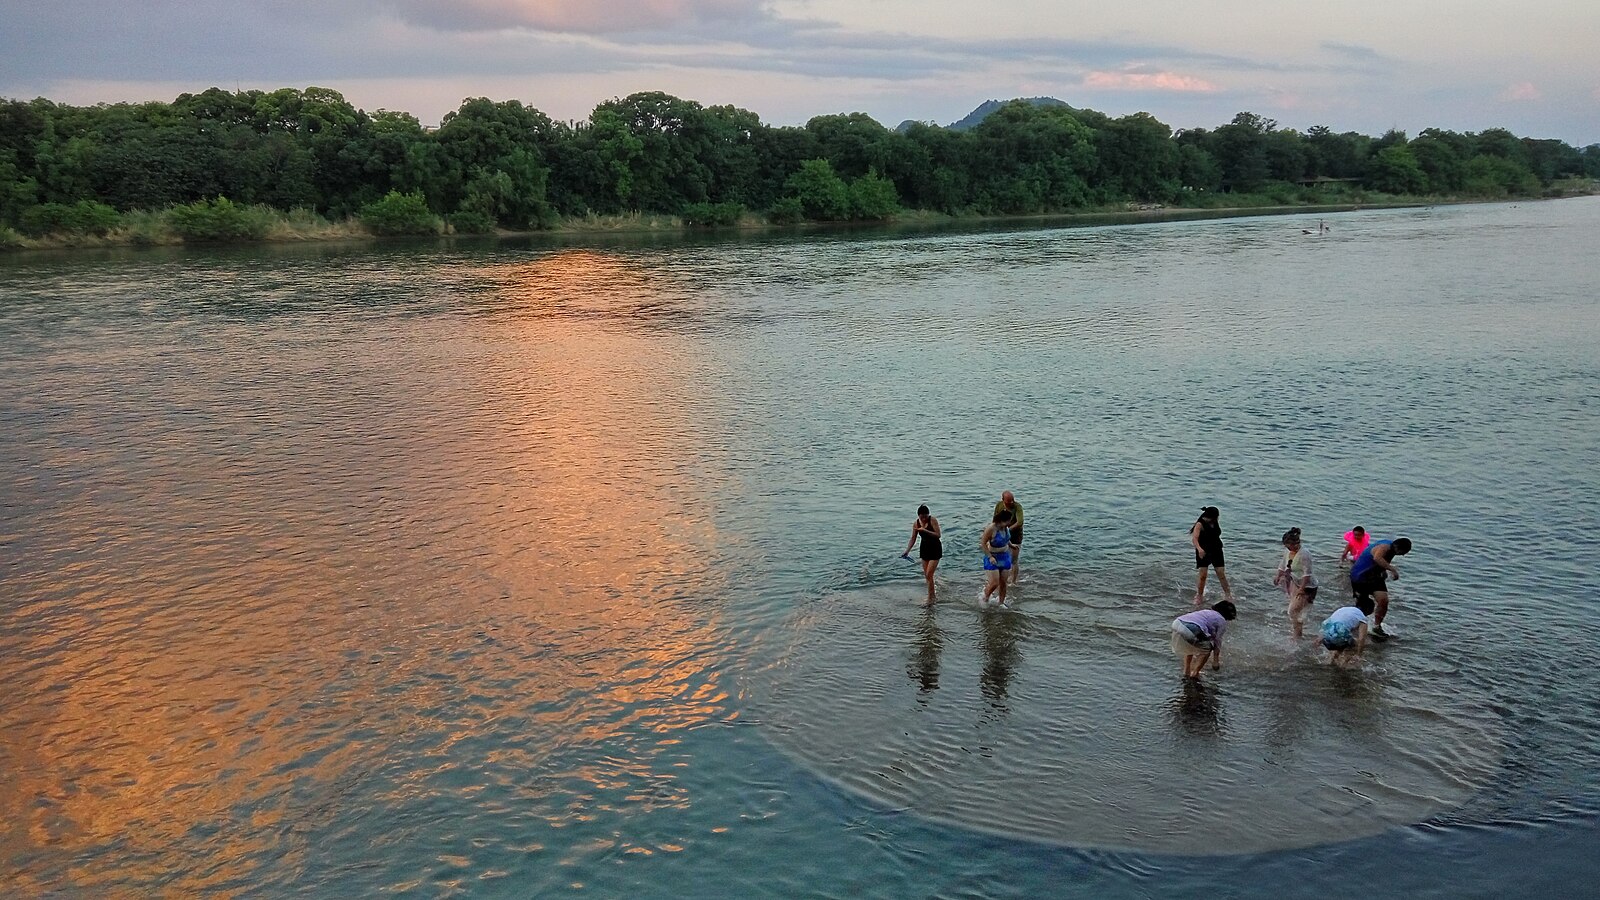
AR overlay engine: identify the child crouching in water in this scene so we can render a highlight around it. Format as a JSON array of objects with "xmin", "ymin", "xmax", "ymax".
[
  {"xmin": 1320, "ymin": 596, "xmax": 1376, "ymax": 667},
  {"xmin": 1171, "ymin": 600, "xmax": 1238, "ymax": 679}
]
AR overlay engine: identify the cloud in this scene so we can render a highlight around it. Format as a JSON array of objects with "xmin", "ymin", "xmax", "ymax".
[
  {"xmin": 1082, "ymin": 70, "xmax": 1219, "ymax": 93},
  {"xmin": 1498, "ymin": 81, "xmax": 1541, "ymax": 102},
  {"xmin": 383, "ymin": 0, "xmax": 770, "ymax": 33},
  {"xmin": 1319, "ymin": 41, "xmax": 1402, "ymax": 68}
]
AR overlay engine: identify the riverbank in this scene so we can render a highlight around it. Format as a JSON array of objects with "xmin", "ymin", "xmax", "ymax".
[{"xmin": 3, "ymin": 188, "xmax": 1594, "ymax": 254}]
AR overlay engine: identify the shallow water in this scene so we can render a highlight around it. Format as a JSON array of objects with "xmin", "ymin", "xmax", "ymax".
[{"xmin": 2, "ymin": 199, "xmax": 1598, "ymax": 895}]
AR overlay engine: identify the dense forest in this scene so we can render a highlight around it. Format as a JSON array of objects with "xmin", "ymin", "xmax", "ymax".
[{"xmin": 2, "ymin": 86, "xmax": 1597, "ymax": 245}]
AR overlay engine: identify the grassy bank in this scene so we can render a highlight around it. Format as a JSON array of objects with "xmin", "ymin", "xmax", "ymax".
[{"xmin": 4, "ymin": 183, "xmax": 1595, "ymax": 253}]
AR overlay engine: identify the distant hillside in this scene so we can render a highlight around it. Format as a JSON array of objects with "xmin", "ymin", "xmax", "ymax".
[
  {"xmin": 949, "ymin": 97, "xmax": 1073, "ymax": 131},
  {"xmin": 895, "ymin": 97, "xmax": 1074, "ymax": 133}
]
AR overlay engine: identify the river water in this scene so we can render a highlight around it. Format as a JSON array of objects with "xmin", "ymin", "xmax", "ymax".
[{"xmin": 2, "ymin": 199, "xmax": 1597, "ymax": 896}]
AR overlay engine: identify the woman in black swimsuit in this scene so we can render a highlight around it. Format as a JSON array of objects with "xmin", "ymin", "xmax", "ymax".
[
  {"xmin": 902, "ymin": 504, "xmax": 942, "ymax": 605},
  {"xmin": 1190, "ymin": 505, "xmax": 1234, "ymax": 606}
]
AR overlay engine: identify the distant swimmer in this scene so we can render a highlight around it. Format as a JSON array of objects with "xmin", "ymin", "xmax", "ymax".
[
  {"xmin": 1273, "ymin": 527, "xmax": 1318, "ymax": 639},
  {"xmin": 1190, "ymin": 506, "xmax": 1233, "ymax": 606},
  {"xmin": 1171, "ymin": 600, "xmax": 1237, "ymax": 679},
  {"xmin": 980, "ymin": 508, "xmax": 1014, "ymax": 606},
  {"xmin": 1320, "ymin": 596, "xmax": 1376, "ymax": 666},
  {"xmin": 901, "ymin": 504, "xmax": 943, "ymax": 605},
  {"xmin": 1349, "ymin": 537, "xmax": 1413, "ymax": 641},
  {"xmin": 1340, "ymin": 526, "xmax": 1370, "ymax": 565},
  {"xmin": 994, "ymin": 491, "xmax": 1024, "ymax": 585}
]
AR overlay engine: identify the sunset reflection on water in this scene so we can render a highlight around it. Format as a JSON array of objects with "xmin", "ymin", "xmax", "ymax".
[{"xmin": 0, "ymin": 249, "xmax": 735, "ymax": 893}]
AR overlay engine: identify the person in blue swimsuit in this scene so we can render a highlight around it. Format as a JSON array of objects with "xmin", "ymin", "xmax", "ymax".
[
  {"xmin": 1349, "ymin": 537, "xmax": 1412, "ymax": 641},
  {"xmin": 980, "ymin": 508, "xmax": 1014, "ymax": 606}
]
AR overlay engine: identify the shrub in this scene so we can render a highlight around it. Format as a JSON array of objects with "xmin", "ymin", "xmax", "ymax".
[
  {"xmin": 784, "ymin": 159, "xmax": 852, "ymax": 221},
  {"xmin": 0, "ymin": 225, "xmax": 24, "ymax": 250},
  {"xmin": 1261, "ymin": 181, "xmax": 1301, "ymax": 204},
  {"xmin": 847, "ymin": 172, "xmax": 899, "ymax": 220},
  {"xmin": 117, "ymin": 209, "xmax": 180, "ymax": 246},
  {"xmin": 18, "ymin": 200, "xmax": 122, "ymax": 237},
  {"xmin": 448, "ymin": 208, "xmax": 497, "ymax": 234},
  {"xmin": 360, "ymin": 190, "xmax": 441, "ymax": 236},
  {"xmin": 680, "ymin": 201, "xmax": 744, "ymax": 227},
  {"xmin": 167, "ymin": 197, "xmax": 273, "ymax": 242},
  {"xmin": 767, "ymin": 197, "xmax": 805, "ymax": 224}
]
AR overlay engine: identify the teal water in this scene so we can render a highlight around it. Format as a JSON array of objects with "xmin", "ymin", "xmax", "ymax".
[{"xmin": 2, "ymin": 199, "xmax": 1597, "ymax": 895}]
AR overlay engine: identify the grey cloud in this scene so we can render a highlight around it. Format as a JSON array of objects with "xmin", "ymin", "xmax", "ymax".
[
  {"xmin": 0, "ymin": 0, "xmax": 1388, "ymax": 106},
  {"xmin": 381, "ymin": 0, "xmax": 771, "ymax": 34}
]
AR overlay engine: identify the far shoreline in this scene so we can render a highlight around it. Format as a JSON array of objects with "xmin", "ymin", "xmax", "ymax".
[{"xmin": 4, "ymin": 193, "xmax": 1594, "ymax": 257}]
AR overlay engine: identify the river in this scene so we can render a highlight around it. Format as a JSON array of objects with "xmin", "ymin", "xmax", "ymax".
[{"xmin": 2, "ymin": 199, "xmax": 1597, "ymax": 896}]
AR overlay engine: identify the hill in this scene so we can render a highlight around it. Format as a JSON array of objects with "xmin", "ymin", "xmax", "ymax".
[{"xmin": 896, "ymin": 97, "xmax": 1073, "ymax": 133}]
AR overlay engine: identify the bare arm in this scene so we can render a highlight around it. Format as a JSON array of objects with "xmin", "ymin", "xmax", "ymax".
[
  {"xmin": 1190, "ymin": 523, "xmax": 1203, "ymax": 555},
  {"xmin": 903, "ymin": 524, "xmax": 919, "ymax": 556},
  {"xmin": 1377, "ymin": 546, "xmax": 1401, "ymax": 580}
]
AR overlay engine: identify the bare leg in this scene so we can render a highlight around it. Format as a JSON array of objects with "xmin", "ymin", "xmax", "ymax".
[
  {"xmin": 983, "ymin": 570, "xmax": 996, "ymax": 604},
  {"xmin": 1288, "ymin": 593, "xmax": 1309, "ymax": 639},
  {"xmin": 1009, "ymin": 544, "xmax": 1020, "ymax": 586},
  {"xmin": 1373, "ymin": 590, "xmax": 1390, "ymax": 628},
  {"xmin": 997, "ymin": 570, "xmax": 1009, "ymax": 606},
  {"xmin": 923, "ymin": 559, "xmax": 938, "ymax": 605},
  {"xmin": 1194, "ymin": 568, "xmax": 1208, "ymax": 605},
  {"xmin": 1214, "ymin": 566, "xmax": 1233, "ymax": 601}
]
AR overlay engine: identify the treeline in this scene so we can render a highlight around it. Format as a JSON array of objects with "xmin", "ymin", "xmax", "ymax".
[{"xmin": 2, "ymin": 87, "xmax": 1597, "ymax": 244}]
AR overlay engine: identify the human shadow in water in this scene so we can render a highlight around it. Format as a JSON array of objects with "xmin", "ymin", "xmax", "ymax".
[
  {"xmin": 978, "ymin": 607, "xmax": 1023, "ymax": 717},
  {"xmin": 906, "ymin": 606, "xmax": 943, "ymax": 700},
  {"xmin": 1168, "ymin": 678, "xmax": 1225, "ymax": 738}
]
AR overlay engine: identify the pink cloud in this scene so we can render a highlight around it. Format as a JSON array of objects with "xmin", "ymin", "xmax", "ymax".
[
  {"xmin": 1498, "ymin": 81, "xmax": 1541, "ymax": 102},
  {"xmin": 387, "ymin": 0, "xmax": 764, "ymax": 33},
  {"xmin": 1082, "ymin": 70, "xmax": 1218, "ymax": 93}
]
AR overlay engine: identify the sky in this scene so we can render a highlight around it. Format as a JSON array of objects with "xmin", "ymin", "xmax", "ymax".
[{"xmin": 2, "ymin": 0, "xmax": 1596, "ymax": 144}]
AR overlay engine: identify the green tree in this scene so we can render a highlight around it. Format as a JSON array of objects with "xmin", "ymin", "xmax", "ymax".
[
  {"xmin": 1365, "ymin": 145, "xmax": 1427, "ymax": 194},
  {"xmin": 432, "ymin": 98, "xmax": 557, "ymax": 228},
  {"xmin": 587, "ymin": 92, "xmax": 715, "ymax": 213},
  {"xmin": 805, "ymin": 112, "xmax": 895, "ymax": 179},
  {"xmin": 1305, "ymin": 126, "xmax": 1370, "ymax": 179},
  {"xmin": 1177, "ymin": 142, "xmax": 1222, "ymax": 193},
  {"xmin": 1461, "ymin": 155, "xmax": 1539, "ymax": 197},
  {"xmin": 1408, "ymin": 130, "xmax": 1468, "ymax": 193},
  {"xmin": 965, "ymin": 102, "xmax": 1096, "ymax": 212},
  {"xmin": 1097, "ymin": 112, "xmax": 1180, "ymax": 202},
  {"xmin": 897, "ymin": 122, "xmax": 969, "ymax": 213},
  {"xmin": 1203, "ymin": 113, "xmax": 1277, "ymax": 192},
  {"xmin": 784, "ymin": 159, "xmax": 851, "ymax": 220},
  {"xmin": 848, "ymin": 170, "xmax": 899, "ymax": 220},
  {"xmin": 360, "ymin": 190, "xmax": 441, "ymax": 235}
]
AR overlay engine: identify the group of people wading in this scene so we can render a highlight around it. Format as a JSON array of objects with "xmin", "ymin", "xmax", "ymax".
[
  {"xmin": 902, "ymin": 491, "xmax": 1024, "ymax": 607},
  {"xmin": 901, "ymin": 497, "xmax": 1414, "ymax": 678}
]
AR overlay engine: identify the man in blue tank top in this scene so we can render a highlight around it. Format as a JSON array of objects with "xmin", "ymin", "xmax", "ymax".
[{"xmin": 1349, "ymin": 537, "xmax": 1412, "ymax": 641}]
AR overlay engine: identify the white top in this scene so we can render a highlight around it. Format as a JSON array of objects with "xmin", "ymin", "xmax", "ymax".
[
  {"xmin": 1278, "ymin": 548, "xmax": 1316, "ymax": 587},
  {"xmin": 1324, "ymin": 606, "xmax": 1367, "ymax": 630}
]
